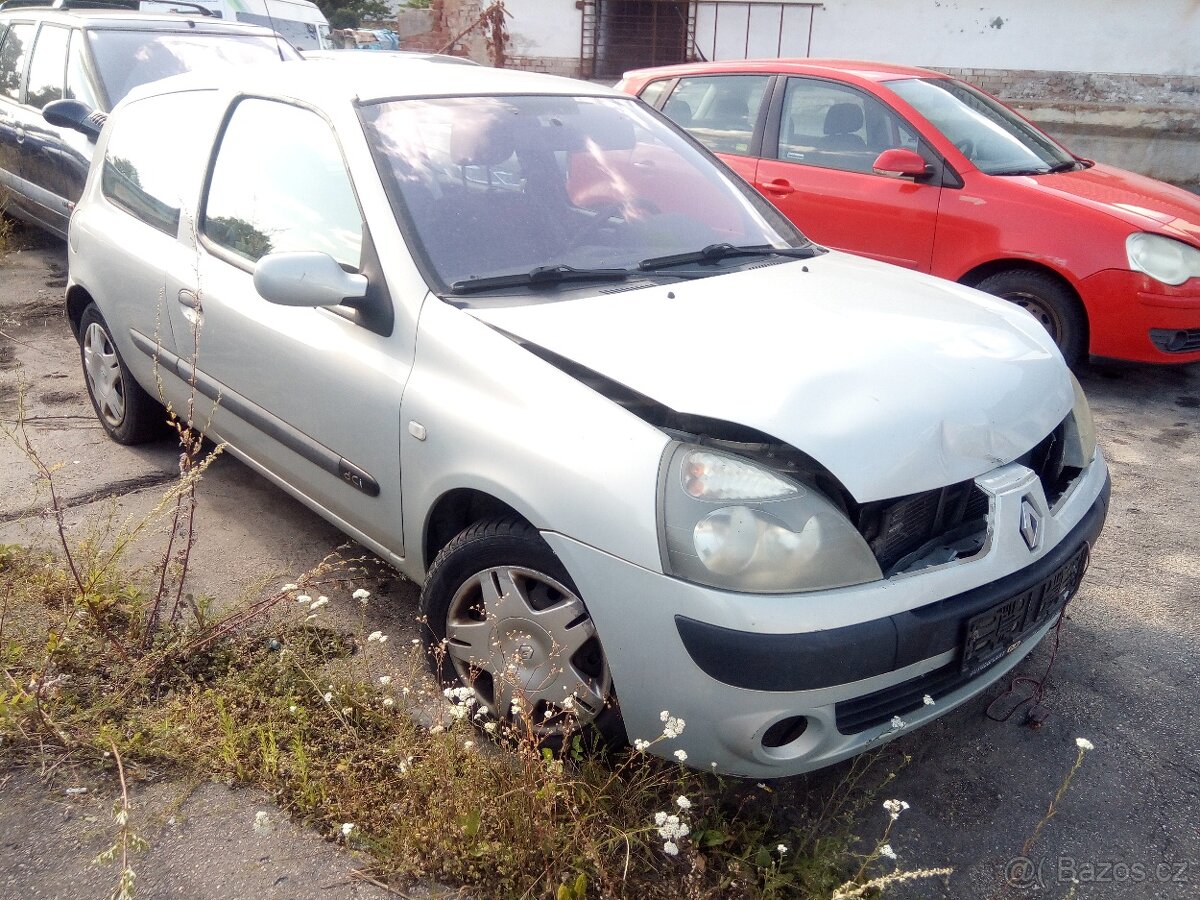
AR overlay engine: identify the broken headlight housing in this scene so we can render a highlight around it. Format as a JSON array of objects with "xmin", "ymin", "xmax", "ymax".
[{"xmin": 659, "ymin": 445, "xmax": 883, "ymax": 593}]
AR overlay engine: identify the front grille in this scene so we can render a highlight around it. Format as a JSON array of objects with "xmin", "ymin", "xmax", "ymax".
[
  {"xmin": 835, "ymin": 661, "xmax": 971, "ymax": 734},
  {"xmin": 856, "ymin": 481, "xmax": 989, "ymax": 575},
  {"xmin": 1021, "ymin": 417, "xmax": 1080, "ymax": 507},
  {"xmin": 1150, "ymin": 328, "xmax": 1200, "ymax": 353}
]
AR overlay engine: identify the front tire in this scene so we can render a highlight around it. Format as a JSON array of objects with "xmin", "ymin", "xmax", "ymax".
[
  {"xmin": 78, "ymin": 304, "xmax": 162, "ymax": 444},
  {"xmin": 974, "ymin": 269, "xmax": 1087, "ymax": 367},
  {"xmin": 420, "ymin": 518, "xmax": 624, "ymax": 749}
]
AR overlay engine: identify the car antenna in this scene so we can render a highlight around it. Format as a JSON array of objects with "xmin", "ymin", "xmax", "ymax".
[{"xmin": 261, "ymin": 0, "xmax": 287, "ymax": 61}]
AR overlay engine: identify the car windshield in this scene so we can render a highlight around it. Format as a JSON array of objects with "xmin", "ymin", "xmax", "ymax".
[
  {"xmin": 359, "ymin": 95, "xmax": 810, "ymax": 294},
  {"xmin": 88, "ymin": 30, "xmax": 297, "ymax": 108},
  {"xmin": 887, "ymin": 77, "xmax": 1077, "ymax": 175}
]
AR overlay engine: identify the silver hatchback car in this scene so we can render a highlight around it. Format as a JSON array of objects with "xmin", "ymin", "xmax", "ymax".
[{"xmin": 63, "ymin": 56, "xmax": 1109, "ymax": 778}]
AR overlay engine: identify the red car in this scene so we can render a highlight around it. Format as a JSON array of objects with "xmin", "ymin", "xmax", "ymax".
[{"xmin": 617, "ymin": 59, "xmax": 1200, "ymax": 366}]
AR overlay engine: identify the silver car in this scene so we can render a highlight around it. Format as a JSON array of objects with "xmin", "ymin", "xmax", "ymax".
[{"xmin": 63, "ymin": 56, "xmax": 1109, "ymax": 778}]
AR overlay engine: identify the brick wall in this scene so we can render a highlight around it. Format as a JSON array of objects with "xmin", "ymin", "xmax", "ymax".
[
  {"xmin": 506, "ymin": 55, "xmax": 581, "ymax": 78},
  {"xmin": 931, "ymin": 67, "xmax": 1200, "ymax": 110}
]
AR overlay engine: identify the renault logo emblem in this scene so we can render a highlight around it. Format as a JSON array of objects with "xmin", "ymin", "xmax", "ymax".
[{"xmin": 1019, "ymin": 499, "xmax": 1042, "ymax": 551}]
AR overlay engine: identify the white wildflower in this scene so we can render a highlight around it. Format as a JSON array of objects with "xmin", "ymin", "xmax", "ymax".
[
  {"xmin": 660, "ymin": 710, "xmax": 670, "ymax": 722},
  {"xmin": 382, "ymin": 697, "xmax": 394, "ymax": 709},
  {"xmin": 1076, "ymin": 737, "xmax": 1094, "ymax": 751},
  {"xmin": 463, "ymin": 741, "xmax": 474, "ymax": 750},
  {"xmin": 341, "ymin": 822, "xmax": 355, "ymax": 837},
  {"xmin": 341, "ymin": 707, "xmax": 352, "ymax": 716},
  {"xmin": 353, "ymin": 588, "xmax": 371, "ymax": 601},
  {"xmin": 483, "ymin": 721, "xmax": 497, "ymax": 734},
  {"xmin": 282, "ymin": 583, "xmax": 298, "ymax": 592},
  {"xmin": 430, "ymin": 724, "xmax": 445, "ymax": 735},
  {"xmin": 309, "ymin": 596, "xmax": 329, "ymax": 611},
  {"xmin": 296, "ymin": 594, "xmax": 312, "ymax": 605},
  {"xmin": 882, "ymin": 799, "xmax": 910, "ymax": 820},
  {"xmin": 673, "ymin": 749, "xmax": 688, "ymax": 762},
  {"xmin": 305, "ymin": 614, "xmax": 317, "ymax": 622},
  {"xmin": 777, "ymin": 844, "xmax": 788, "ymax": 854},
  {"xmin": 879, "ymin": 843, "xmax": 897, "ymax": 861},
  {"xmin": 633, "ymin": 739, "xmax": 650, "ymax": 752},
  {"xmin": 676, "ymin": 795, "xmax": 692, "ymax": 810},
  {"xmin": 663, "ymin": 841, "xmax": 679, "ymax": 856},
  {"xmin": 367, "ymin": 631, "xmax": 385, "ymax": 643},
  {"xmin": 662, "ymin": 716, "xmax": 686, "ymax": 739},
  {"xmin": 923, "ymin": 694, "xmax": 935, "ymax": 706},
  {"xmin": 411, "ymin": 638, "xmax": 421, "ymax": 645},
  {"xmin": 654, "ymin": 811, "xmax": 668, "ymax": 826},
  {"xmin": 322, "ymin": 692, "xmax": 333, "ymax": 703},
  {"xmin": 890, "ymin": 715, "xmax": 906, "ymax": 730},
  {"xmin": 288, "ymin": 705, "xmax": 297, "ymax": 714},
  {"xmin": 379, "ymin": 675, "xmax": 392, "ymax": 686}
]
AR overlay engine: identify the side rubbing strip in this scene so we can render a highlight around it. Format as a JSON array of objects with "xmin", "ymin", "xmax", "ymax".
[{"xmin": 128, "ymin": 330, "xmax": 381, "ymax": 497}]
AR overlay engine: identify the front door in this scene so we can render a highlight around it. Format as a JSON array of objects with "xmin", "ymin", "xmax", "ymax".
[
  {"xmin": 179, "ymin": 97, "xmax": 410, "ymax": 559},
  {"xmin": 753, "ymin": 76, "xmax": 941, "ymax": 272}
]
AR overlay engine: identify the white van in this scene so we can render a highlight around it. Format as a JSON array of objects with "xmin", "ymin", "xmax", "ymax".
[{"xmin": 144, "ymin": 0, "xmax": 332, "ymax": 49}]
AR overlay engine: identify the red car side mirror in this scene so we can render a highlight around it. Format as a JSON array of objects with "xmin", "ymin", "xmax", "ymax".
[{"xmin": 873, "ymin": 148, "xmax": 932, "ymax": 179}]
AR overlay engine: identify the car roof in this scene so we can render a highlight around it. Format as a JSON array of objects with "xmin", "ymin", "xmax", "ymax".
[
  {"xmin": 126, "ymin": 54, "xmax": 628, "ymax": 106},
  {"xmin": 622, "ymin": 58, "xmax": 944, "ymax": 84},
  {"xmin": 299, "ymin": 49, "xmax": 481, "ymax": 66},
  {"xmin": 0, "ymin": 6, "xmax": 280, "ymax": 34}
]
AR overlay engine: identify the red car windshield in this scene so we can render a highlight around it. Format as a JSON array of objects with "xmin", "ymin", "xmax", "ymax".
[{"xmin": 887, "ymin": 77, "xmax": 1078, "ymax": 176}]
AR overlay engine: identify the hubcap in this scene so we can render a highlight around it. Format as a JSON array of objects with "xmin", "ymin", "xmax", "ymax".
[
  {"xmin": 82, "ymin": 323, "xmax": 125, "ymax": 428},
  {"xmin": 1005, "ymin": 291, "xmax": 1062, "ymax": 344},
  {"xmin": 444, "ymin": 566, "xmax": 611, "ymax": 734}
]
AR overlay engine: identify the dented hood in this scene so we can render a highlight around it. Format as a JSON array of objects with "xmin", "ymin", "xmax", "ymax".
[{"xmin": 468, "ymin": 251, "xmax": 1074, "ymax": 502}]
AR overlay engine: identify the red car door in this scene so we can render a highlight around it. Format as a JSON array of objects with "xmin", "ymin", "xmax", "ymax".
[{"xmin": 753, "ymin": 76, "xmax": 941, "ymax": 272}]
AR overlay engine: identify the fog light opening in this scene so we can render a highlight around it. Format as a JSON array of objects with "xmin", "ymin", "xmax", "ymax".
[{"xmin": 761, "ymin": 715, "xmax": 809, "ymax": 749}]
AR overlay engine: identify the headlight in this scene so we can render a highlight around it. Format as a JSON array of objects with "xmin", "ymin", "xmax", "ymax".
[
  {"xmin": 660, "ymin": 445, "xmax": 882, "ymax": 593},
  {"xmin": 1063, "ymin": 373, "xmax": 1097, "ymax": 468},
  {"xmin": 1126, "ymin": 233, "xmax": 1200, "ymax": 286}
]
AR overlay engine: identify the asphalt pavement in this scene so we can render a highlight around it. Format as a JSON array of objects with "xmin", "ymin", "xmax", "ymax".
[{"xmin": 1, "ymin": 239, "xmax": 1197, "ymax": 899}]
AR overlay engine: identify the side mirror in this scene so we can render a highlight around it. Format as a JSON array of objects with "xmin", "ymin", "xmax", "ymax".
[
  {"xmin": 254, "ymin": 252, "xmax": 368, "ymax": 307},
  {"xmin": 872, "ymin": 148, "xmax": 932, "ymax": 179},
  {"xmin": 43, "ymin": 98, "xmax": 106, "ymax": 140}
]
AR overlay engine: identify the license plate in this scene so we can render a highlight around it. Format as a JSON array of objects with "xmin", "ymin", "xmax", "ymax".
[{"xmin": 961, "ymin": 545, "xmax": 1088, "ymax": 677}]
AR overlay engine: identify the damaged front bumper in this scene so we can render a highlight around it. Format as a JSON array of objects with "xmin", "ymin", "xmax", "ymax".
[{"xmin": 543, "ymin": 451, "xmax": 1110, "ymax": 778}]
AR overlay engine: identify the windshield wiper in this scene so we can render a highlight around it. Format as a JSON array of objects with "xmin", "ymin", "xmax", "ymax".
[
  {"xmin": 449, "ymin": 264, "xmax": 633, "ymax": 295},
  {"xmin": 638, "ymin": 242, "xmax": 818, "ymax": 271},
  {"xmin": 992, "ymin": 167, "xmax": 1052, "ymax": 177},
  {"xmin": 1046, "ymin": 160, "xmax": 1081, "ymax": 173}
]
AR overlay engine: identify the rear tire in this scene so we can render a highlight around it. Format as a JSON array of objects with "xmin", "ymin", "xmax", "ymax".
[
  {"xmin": 78, "ymin": 304, "xmax": 162, "ymax": 444},
  {"xmin": 974, "ymin": 269, "xmax": 1087, "ymax": 367},
  {"xmin": 420, "ymin": 517, "xmax": 625, "ymax": 752}
]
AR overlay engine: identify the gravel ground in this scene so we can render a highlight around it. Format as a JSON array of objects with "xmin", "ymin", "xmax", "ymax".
[{"xmin": 1, "ymin": 234, "xmax": 1197, "ymax": 899}]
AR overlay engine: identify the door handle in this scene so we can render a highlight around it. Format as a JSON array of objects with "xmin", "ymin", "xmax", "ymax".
[
  {"xmin": 759, "ymin": 178, "xmax": 795, "ymax": 197},
  {"xmin": 178, "ymin": 289, "xmax": 202, "ymax": 326}
]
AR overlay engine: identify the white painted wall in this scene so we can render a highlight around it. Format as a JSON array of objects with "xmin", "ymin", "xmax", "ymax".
[
  {"xmin": 504, "ymin": 0, "xmax": 583, "ymax": 58},
  {"xmin": 504, "ymin": 0, "xmax": 1198, "ymax": 77},
  {"xmin": 775, "ymin": 0, "xmax": 1197, "ymax": 76}
]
